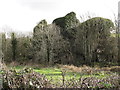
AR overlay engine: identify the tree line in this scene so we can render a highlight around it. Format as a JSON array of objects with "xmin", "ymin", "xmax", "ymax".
[{"xmin": 1, "ymin": 12, "xmax": 119, "ymax": 66}]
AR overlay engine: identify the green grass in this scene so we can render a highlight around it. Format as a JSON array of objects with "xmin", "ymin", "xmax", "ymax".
[
  {"xmin": 8, "ymin": 65, "xmax": 112, "ymax": 81},
  {"xmin": 1, "ymin": 65, "xmax": 119, "ymax": 88},
  {"xmin": 111, "ymin": 33, "xmax": 120, "ymax": 37},
  {"xmin": 8, "ymin": 65, "xmax": 24, "ymax": 71},
  {"xmin": 1, "ymin": 65, "xmax": 118, "ymax": 87},
  {"xmin": 33, "ymin": 68, "xmax": 62, "ymax": 75}
]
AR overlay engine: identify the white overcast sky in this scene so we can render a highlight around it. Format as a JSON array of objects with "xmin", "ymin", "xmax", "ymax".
[{"xmin": 0, "ymin": 0, "xmax": 119, "ymax": 33}]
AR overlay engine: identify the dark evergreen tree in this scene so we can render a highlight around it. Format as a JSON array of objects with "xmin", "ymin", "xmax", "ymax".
[{"xmin": 11, "ymin": 32, "xmax": 17, "ymax": 61}]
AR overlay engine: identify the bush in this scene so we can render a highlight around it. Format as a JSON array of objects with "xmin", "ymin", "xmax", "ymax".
[
  {"xmin": 1, "ymin": 68, "xmax": 52, "ymax": 89},
  {"xmin": 1, "ymin": 67, "xmax": 120, "ymax": 89}
]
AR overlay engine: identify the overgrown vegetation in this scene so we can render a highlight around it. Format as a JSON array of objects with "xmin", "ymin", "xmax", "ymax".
[
  {"xmin": 1, "ymin": 12, "xmax": 119, "ymax": 66},
  {"xmin": 0, "ymin": 64, "xmax": 120, "ymax": 89},
  {"xmin": 0, "ymin": 11, "xmax": 120, "ymax": 89}
]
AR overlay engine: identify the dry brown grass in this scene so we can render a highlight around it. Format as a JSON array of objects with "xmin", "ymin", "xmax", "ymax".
[
  {"xmin": 58, "ymin": 64, "xmax": 95, "ymax": 74},
  {"xmin": 110, "ymin": 66, "xmax": 120, "ymax": 73},
  {"xmin": 58, "ymin": 64, "xmax": 120, "ymax": 74},
  {"xmin": 6, "ymin": 62, "xmax": 120, "ymax": 75},
  {"xmin": 58, "ymin": 64, "xmax": 82, "ymax": 72}
]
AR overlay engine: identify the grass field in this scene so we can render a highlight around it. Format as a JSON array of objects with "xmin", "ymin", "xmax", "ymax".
[
  {"xmin": 1, "ymin": 64, "xmax": 119, "ymax": 88},
  {"xmin": 7, "ymin": 64, "xmax": 119, "ymax": 81}
]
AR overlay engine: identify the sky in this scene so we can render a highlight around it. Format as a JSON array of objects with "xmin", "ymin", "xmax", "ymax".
[{"xmin": 0, "ymin": 0, "xmax": 120, "ymax": 33}]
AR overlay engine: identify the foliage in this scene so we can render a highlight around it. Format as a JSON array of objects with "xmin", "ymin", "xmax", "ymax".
[
  {"xmin": 33, "ymin": 22, "xmax": 74, "ymax": 64},
  {"xmin": 75, "ymin": 17, "xmax": 116, "ymax": 65},
  {"xmin": 53, "ymin": 12, "xmax": 80, "ymax": 40}
]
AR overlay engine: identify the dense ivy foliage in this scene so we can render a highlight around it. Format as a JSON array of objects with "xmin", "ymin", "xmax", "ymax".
[
  {"xmin": 53, "ymin": 12, "xmax": 80, "ymax": 39},
  {"xmin": 75, "ymin": 17, "xmax": 116, "ymax": 65}
]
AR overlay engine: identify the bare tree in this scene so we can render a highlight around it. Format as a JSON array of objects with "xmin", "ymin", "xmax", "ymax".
[{"xmin": 33, "ymin": 20, "xmax": 73, "ymax": 65}]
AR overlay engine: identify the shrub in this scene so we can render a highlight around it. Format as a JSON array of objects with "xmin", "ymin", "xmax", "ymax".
[
  {"xmin": 1, "ymin": 68, "xmax": 52, "ymax": 89},
  {"xmin": 1, "ymin": 67, "xmax": 120, "ymax": 89}
]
